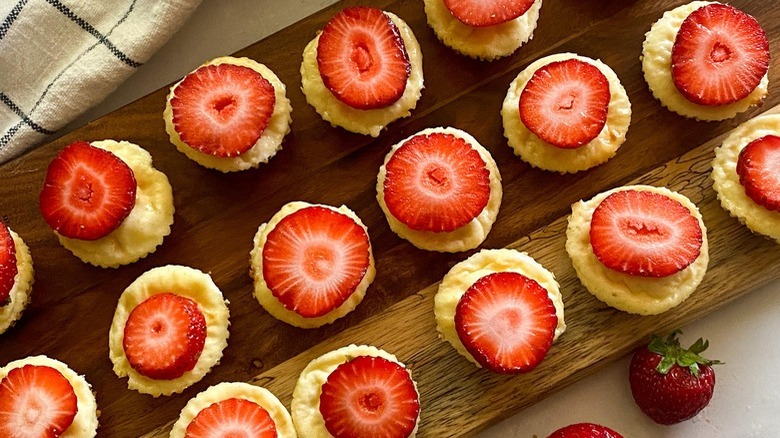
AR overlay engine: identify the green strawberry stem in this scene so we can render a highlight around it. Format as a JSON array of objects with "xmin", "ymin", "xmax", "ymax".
[{"xmin": 648, "ymin": 329, "xmax": 723, "ymax": 377}]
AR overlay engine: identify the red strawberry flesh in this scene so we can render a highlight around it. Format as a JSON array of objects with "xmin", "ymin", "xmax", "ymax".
[
  {"xmin": 0, "ymin": 365, "xmax": 78, "ymax": 438},
  {"xmin": 590, "ymin": 190, "xmax": 703, "ymax": 277},
  {"xmin": 317, "ymin": 7, "xmax": 410, "ymax": 110},
  {"xmin": 736, "ymin": 135, "xmax": 780, "ymax": 211},
  {"xmin": 455, "ymin": 271, "xmax": 558, "ymax": 374},
  {"xmin": 319, "ymin": 355, "xmax": 419, "ymax": 438},
  {"xmin": 39, "ymin": 141, "xmax": 137, "ymax": 241},
  {"xmin": 185, "ymin": 398, "xmax": 277, "ymax": 438},
  {"xmin": 520, "ymin": 59, "xmax": 611, "ymax": 149},
  {"xmin": 123, "ymin": 293, "xmax": 207, "ymax": 380},
  {"xmin": 0, "ymin": 220, "xmax": 17, "ymax": 305},
  {"xmin": 671, "ymin": 3, "xmax": 769, "ymax": 106},
  {"xmin": 383, "ymin": 132, "xmax": 491, "ymax": 232},
  {"xmin": 443, "ymin": 0, "xmax": 536, "ymax": 27},
  {"xmin": 547, "ymin": 422, "xmax": 624, "ymax": 438},
  {"xmin": 171, "ymin": 63, "xmax": 276, "ymax": 157},
  {"xmin": 262, "ymin": 206, "xmax": 370, "ymax": 318}
]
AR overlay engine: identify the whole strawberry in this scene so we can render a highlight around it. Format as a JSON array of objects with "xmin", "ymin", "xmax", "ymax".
[
  {"xmin": 629, "ymin": 330, "xmax": 722, "ymax": 425},
  {"xmin": 547, "ymin": 422, "xmax": 623, "ymax": 437}
]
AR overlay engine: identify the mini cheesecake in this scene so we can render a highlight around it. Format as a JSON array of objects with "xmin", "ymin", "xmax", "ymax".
[
  {"xmin": 376, "ymin": 127, "xmax": 502, "ymax": 252},
  {"xmin": 424, "ymin": 0, "xmax": 543, "ymax": 60},
  {"xmin": 300, "ymin": 6, "xmax": 424, "ymax": 137},
  {"xmin": 39, "ymin": 140, "xmax": 174, "ymax": 268},
  {"xmin": 250, "ymin": 202, "xmax": 375, "ymax": 328},
  {"xmin": 170, "ymin": 382, "xmax": 295, "ymax": 438},
  {"xmin": 712, "ymin": 114, "xmax": 780, "ymax": 243},
  {"xmin": 109, "ymin": 265, "xmax": 229, "ymax": 397},
  {"xmin": 291, "ymin": 345, "xmax": 420, "ymax": 438},
  {"xmin": 0, "ymin": 355, "xmax": 98, "ymax": 437},
  {"xmin": 164, "ymin": 56, "xmax": 292, "ymax": 172},
  {"xmin": 502, "ymin": 53, "xmax": 631, "ymax": 173},
  {"xmin": 566, "ymin": 185, "xmax": 709, "ymax": 315},
  {"xmin": 435, "ymin": 249, "xmax": 565, "ymax": 373},
  {"xmin": 642, "ymin": 1, "xmax": 769, "ymax": 120},
  {"xmin": 0, "ymin": 221, "xmax": 33, "ymax": 335}
]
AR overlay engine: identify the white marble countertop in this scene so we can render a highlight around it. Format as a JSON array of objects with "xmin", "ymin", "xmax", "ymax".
[{"xmin": 65, "ymin": 1, "xmax": 780, "ymax": 436}]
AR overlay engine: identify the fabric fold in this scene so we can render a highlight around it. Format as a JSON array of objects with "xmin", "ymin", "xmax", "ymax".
[{"xmin": 0, "ymin": 0, "xmax": 203, "ymax": 163}]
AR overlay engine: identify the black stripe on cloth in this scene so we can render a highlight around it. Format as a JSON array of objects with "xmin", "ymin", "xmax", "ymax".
[
  {"xmin": 44, "ymin": 0, "xmax": 141, "ymax": 68},
  {"xmin": 0, "ymin": 93, "xmax": 55, "ymax": 135},
  {"xmin": 0, "ymin": 122, "xmax": 23, "ymax": 148},
  {"xmin": 0, "ymin": 0, "xmax": 29, "ymax": 40}
]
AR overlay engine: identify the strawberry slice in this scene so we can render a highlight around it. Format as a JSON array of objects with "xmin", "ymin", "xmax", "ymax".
[
  {"xmin": 671, "ymin": 3, "xmax": 769, "ymax": 106},
  {"xmin": 39, "ymin": 141, "xmax": 136, "ymax": 241},
  {"xmin": 520, "ymin": 59, "xmax": 611, "ymax": 149},
  {"xmin": 0, "ymin": 365, "xmax": 78, "ymax": 438},
  {"xmin": 122, "ymin": 293, "xmax": 207, "ymax": 380},
  {"xmin": 547, "ymin": 422, "xmax": 624, "ymax": 438},
  {"xmin": 0, "ymin": 221, "xmax": 17, "ymax": 305},
  {"xmin": 317, "ymin": 7, "xmax": 410, "ymax": 110},
  {"xmin": 736, "ymin": 135, "xmax": 780, "ymax": 212},
  {"xmin": 383, "ymin": 132, "xmax": 491, "ymax": 232},
  {"xmin": 185, "ymin": 398, "xmax": 277, "ymax": 438},
  {"xmin": 455, "ymin": 272, "xmax": 558, "ymax": 374},
  {"xmin": 262, "ymin": 206, "xmax": 370, "ymax": 318},
  {"xmin": 442, "ymin": 0, "xmax": 535, "ymax": 27},
  {"xmin": 171, "ymin": 63, "xmax": 276, "ymax": 157},
  {"xmin": 319, "ymin": 355, "xmax": 419, "ymax": 438},
  {"xmin": 589, "ymin": 190, "xmax": 703, "ymax": 278}
]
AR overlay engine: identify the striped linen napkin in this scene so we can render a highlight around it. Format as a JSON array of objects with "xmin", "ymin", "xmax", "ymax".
[{"xmin": 0, "ymin": 0, "xmax": 202, "ymax": 164}]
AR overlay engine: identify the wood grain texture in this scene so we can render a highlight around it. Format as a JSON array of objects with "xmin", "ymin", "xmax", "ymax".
[{"xmin": 1, "ymin": 0, "xmax": 779, "ymax": 436}]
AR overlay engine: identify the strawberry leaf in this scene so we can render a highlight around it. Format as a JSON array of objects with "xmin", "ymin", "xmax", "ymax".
[{"xmin": 649, "ymin": 330, "xmax": 723, "ymax": 376}]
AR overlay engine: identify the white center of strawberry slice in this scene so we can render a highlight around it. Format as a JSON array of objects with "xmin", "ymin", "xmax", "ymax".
[{"xmin": 263, "ymin": 206, "xmax": 371, "ymax": 318}]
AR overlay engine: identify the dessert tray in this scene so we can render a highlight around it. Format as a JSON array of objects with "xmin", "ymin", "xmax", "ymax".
[{"xmin": 1, "ymin": 0, "xmax": 779, "ymax": 436}]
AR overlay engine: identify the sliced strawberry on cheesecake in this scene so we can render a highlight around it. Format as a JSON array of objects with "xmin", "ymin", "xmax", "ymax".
[
  {"xmin": 39, "ymin": 141, "xmax": 136, "ymax": 241},
  {"xmin": 455, "ymin": 271, "xmax": 558, "ymax": 374},
  {"xmin": 737, "ymin": 135, "xmax": 780, "ymax": 212},
  {"xmin": 319, "ymin": 355, "xmax": 419, "ymax": 438},
  {"xmin": 442, "ymin": 0, "xmax": 535, "ymax": 27},
  {"xmin": 317, "ymin": 6, "xmax": 411, "ymax": 110},
  {"xmin": 185, "ymin": 398, "xmax": 277, "ymax": 438},
  {"xmin": 171, "ymin": 63, "xmax": 276, "ymax": 157},
  {"xmin": 671, "ymin": 3, "xmax": 769, "ymax": 106},
  {"xmin": 0, "ymin": 221, "xmax": 17, "ymax": 305},
  {"xmin": 262, "ymin": 206, "xmax": 371, "ymax": 318},
  {"xmin": 122, "ymin": 293, "xmax": 207, "ymax": 380},
  {"xmin": 590, "ymin": 190, "xmax": 703, "ymax": 277},
  {"xmin": 383, "ymin": 132, "xmax": 491, "ymax": 232},
  {"xmin": 0, "ymin": 365, "xmax": 78, "ymax": 437},
  {"xmin": 520, "ymin": 58, "xmax": 611, "ymax": 149}
]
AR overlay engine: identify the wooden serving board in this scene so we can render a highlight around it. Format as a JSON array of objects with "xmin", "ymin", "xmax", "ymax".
[{"xmin": 2, "ymin": 0, "xmax": 780, "ymax": 436}]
